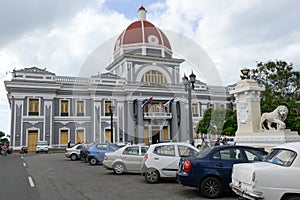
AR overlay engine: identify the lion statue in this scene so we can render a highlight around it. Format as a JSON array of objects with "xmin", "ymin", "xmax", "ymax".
[{"xmin": 260, "ymin": 105, "xmax": 288, "ymax": 131}]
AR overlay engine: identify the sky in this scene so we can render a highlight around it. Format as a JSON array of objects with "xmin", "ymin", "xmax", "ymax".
[{"xmin": 1, "ymin": 0, "xmax": 300, "ymax": 135}]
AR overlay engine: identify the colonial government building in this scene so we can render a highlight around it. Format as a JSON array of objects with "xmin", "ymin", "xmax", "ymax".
[{"xmin": 5, "ymin": 6, "xmax": 232, "ymax": 151}]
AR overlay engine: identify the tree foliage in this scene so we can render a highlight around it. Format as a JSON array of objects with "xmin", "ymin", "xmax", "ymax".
[
  {"xmin": 251, "ymin": 60, "xmax": 300, "ymax": 101},
  {"xmin": 196, "ymin": 109, "xmax": 237, "ymax": 136},
  {"xmin": 251, "ymin": 60, "xmax": 300, "ymax": 133},
  {"xmin": 221, "ymin": 110, "xmax": 237, "ymax": 136},
  {"xmin": 0, "ymin": 131, "xmax": 5, "ymax": 138},
  {"xmin": 196, "ymin": 108, "xmax": 212, "ymax": 134},
  {"xmin": 0, "ymin": 131, "xmax": 9, "ymax": 145}
]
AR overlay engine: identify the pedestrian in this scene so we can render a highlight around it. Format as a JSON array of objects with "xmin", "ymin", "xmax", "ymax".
[
  {"xmin": 1, "ymin": 144, "xmax": 8, "ymax": 156},
  {"xmin": 214, "ymin": 138, "xmax": 221, "ymax": 146},
  {"xmin": 200, "ymin": 137, "xmax": 210, "ymax": 150},
  {"xmin": 222, "ymin": 137, "xmax": 228, "ymax": 145},
  {"xmin": 67, "ymin": 141, "xmax": 71, "ymax": 148}
]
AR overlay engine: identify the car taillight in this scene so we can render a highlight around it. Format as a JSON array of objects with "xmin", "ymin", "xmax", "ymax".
[
  {"xmin": 182, "ymin": 160, "xmax": 191, "ymax": 173},
  {"xmin": 144, "ymin": 153, "xmax": 148, "ymax": 161}
]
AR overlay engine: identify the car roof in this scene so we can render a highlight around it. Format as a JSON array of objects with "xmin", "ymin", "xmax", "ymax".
[
  {"xmin": 117, "ymin": 144, "xmax": 148, "ymax": 150},
  {"xmin": 148, "ymin": 142, "xmax": 199, "ymax": 152},
  {"xmin": 92, "ymin": 142, "xmax": 117, "ymax": 145},
  {"xmin": 212, "ymin": 145, "xmax": 267, "ymax": 152},
  {"xmin": 150, "ymin": 142, "xmax": 192, "ymax": 147},
  {"xmin": 106, "ymin": 144, "xmax": 148, "ymax": 153},
  {"xmin": 149, "ymin": 142, "xmax": 190, "ymax": 147}
]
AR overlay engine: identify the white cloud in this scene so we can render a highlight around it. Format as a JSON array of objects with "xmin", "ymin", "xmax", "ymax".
[
  {"xmin": 3, "ymin": 6, "xmax": 129, "ymax": 77},
  {"xmin": 151, "ymin": 0, "xmax": 300, "ymax": 84}
]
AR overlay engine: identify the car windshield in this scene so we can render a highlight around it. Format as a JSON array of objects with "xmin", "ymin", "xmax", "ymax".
[
  {"xmin": 264, "ymin": 148, "xmax": 297, "ymax": 167},
  {"xmin": 110, "ymin": 144, "xmax": 120, "ymax": 151},
  {"xmin": 196, "ymin": 147, "xmax": 212, "ymax": 158}
]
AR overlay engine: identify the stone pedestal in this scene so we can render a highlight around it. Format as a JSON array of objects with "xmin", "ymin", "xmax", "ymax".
[
  {"xmin": 231, "ymin": 78, "xmax": 300, "ymax": 150},
  {"xmin": 235, "ymin": 130, "xmax": 300, "ymax": 150}
]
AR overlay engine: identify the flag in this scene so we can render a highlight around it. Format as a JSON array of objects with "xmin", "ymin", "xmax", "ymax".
[
  {"xmin": 163, "ymin": 98, "xmax": 174, "ymax": 108},
  {"xmin": 141, "ymin": 97, "xmax": 153, "ymax": 108}
]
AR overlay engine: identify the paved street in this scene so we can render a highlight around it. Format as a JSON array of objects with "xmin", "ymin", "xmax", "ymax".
[
  {"xmin": 1, "ymin": 153, "xmax": 240, "ymax": 200},
  {"xmin": 0, "ymin": 154, "xmax": 40, "ymax": 200}
]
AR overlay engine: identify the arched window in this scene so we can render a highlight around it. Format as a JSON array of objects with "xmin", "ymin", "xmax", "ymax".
[{"xmin": 141, "ymin": 70, "xmax": 167, "ymax": 83}]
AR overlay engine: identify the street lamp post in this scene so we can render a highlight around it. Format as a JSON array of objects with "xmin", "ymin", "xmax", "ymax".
[
  {"xmin": 109, "ymin": 105, "xmax": 115, "ymax": 143},
  {"xmin": 182, "ymin": 71, "xmax": 196, "ymax": 145}
]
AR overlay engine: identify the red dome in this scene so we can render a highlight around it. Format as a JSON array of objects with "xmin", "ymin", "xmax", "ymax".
[{"xmin": 114, "ymin": 20, "xmax": 172, "ymax": 52}]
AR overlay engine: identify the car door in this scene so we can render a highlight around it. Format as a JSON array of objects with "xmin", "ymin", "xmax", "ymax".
[
  {"xmin": 95, "ymin": 144, "xmax": 107, "ymax": 161},
  {"xmin": 121, "ymin": 146, "xmax": 144, "ymax": 172},
  {"xmin": 74, "ymin": 144, "xmax": 81, "ymax": 155},
  {"xmin": 210, "ymin": 147, "xmax": 246, "ymax": 188},
  {"xmin": 153, "ymin": 144, "xmax": 178, "ymax": 177}
]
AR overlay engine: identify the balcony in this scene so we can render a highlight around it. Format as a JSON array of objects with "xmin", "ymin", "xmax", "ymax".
[{"xmin": 144, "ymin": 112, "xmax": 172, "ymax": 120}]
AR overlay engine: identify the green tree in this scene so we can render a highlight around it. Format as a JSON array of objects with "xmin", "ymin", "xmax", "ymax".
[
  {"xmin": 251, "ymin": 60, "xmax": 300, "ymax": 101},
  {"xmin": 251, "ymin": 60, "xmax": 300, "ymax": 133},
  {"xmin": 0, "ymin": 131, "xmax": 10, "ymax": 145},
  {"xmin": 196, "ymin": 109, "xmax": 237, "ymax": 136},
  {"xmin": 196, "ymin": 108, "xmax": 212, "ymax": 134},
  {"xmin": 221, "ymin": 110, "xmax": 237, "ymax": 136},
  {"xmin": 0, "ymin": 131, "xmax": 5, "ymax": 138}
]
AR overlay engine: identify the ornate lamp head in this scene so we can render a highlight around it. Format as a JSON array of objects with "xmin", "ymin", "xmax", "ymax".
[{"xmin": 240, "ymin": 68, "xmax": 250, "ymax": 80}]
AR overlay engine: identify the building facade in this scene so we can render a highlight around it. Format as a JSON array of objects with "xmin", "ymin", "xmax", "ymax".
[{"xmin": 5, "ymin": 6, "xmax": 230, "ymax": 151}]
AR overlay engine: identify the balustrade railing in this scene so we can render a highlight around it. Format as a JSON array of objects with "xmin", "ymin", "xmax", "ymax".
[{"xmin": 144, "ymin": 112, "xmax": 172, "ymax": 119}]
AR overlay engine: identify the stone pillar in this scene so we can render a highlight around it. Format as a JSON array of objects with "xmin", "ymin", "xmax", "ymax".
[{"xmin": 231, "ymin": 79, "xmax": 264, "ymax": 135}]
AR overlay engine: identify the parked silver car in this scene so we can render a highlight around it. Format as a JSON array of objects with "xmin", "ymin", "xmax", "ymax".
[
  {"xmin": 65, "ymin": 144, "xmax": 88, "ymax": 161},
  {"xmin": 103, "ymin": 144, "xmax": 148, "ymax": 174}
]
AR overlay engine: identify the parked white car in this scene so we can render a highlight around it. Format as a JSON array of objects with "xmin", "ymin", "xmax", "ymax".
[
  {"xmin": 65, "ymin": 144, "xmax": 87, "ymax": 161},
  {"xmin": 36, "ymin": 141, "xmax": 49, "ymax": 153},
  {"xmin": 141, "ymin": 142, "xmax": 199, "ymax": 183},
  {"xmin": 103, "ymin": 144, "xmax": 148, "ymax": 174},
  {"xmin": 230, "ymin": 142, "xmax": 300, "ymax": 200}
]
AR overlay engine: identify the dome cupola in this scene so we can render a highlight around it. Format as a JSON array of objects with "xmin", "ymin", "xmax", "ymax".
[
  {"xmin": 138, "ymin": 5, "xmax": 147, "ymax": 20},
  {"xmin": 113, "ymin": 6, "xmax": 172, "ymax": 59}
]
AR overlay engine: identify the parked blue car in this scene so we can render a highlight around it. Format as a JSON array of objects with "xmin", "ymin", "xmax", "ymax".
[
  {"xmin": 177, "ymin": 145, "xmax": 268, "ymax": 198},
  {"xmin": 87, "ymin": 143, "xmax": 120, "ymax": 165}
]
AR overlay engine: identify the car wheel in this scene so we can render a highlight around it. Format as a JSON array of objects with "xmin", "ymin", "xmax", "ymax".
[
  {"xmin": 70, "ymin": 154, "xmax": 78, "ymax": 161},
  {"xmin": 200, "ymin": 177, "xmax": 222, "ymax": 198},
  {"xmin": 145, "ymin": 169, "xmax": 160, "ymax": 183},
  {"xmin": 113, "ymin": 163, "xmax": 125, "ymax": 175},
  {"xmin": 89, "ymin": 157, "xmax": 98, "ymax": 165}
]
